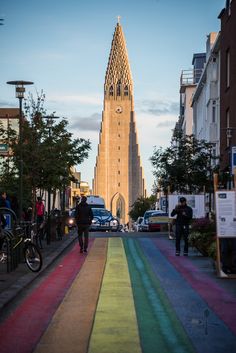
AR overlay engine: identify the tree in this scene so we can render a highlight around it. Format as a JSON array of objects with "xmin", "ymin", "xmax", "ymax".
[
  {"xmin": 150, "ymin": 130, "xmax": 218, "ymax": 194},
  {"xmin": 129, "ymin": 195, "xmax": 156, "ymax": 221},
  {"xmin": 0, "ymin": 92, "xmax": 91, "ymax": 211}
]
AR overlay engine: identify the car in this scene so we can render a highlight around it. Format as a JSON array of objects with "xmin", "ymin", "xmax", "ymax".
[
  {"xmin": 90, "ymin": 208, "xmax": 119, "ymax": 232},
  {"xmin": 140, "ymin": 210, "xmax": 169, "ymax": 232},
  {"xmin": 133, "ymin": 217, "xmax": 144, "ymax": 232}
]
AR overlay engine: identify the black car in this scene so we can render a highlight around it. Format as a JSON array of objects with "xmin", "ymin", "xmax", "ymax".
[{"xmin": 90, "ymin": 208, "xmax": 119, "ymax": 231}]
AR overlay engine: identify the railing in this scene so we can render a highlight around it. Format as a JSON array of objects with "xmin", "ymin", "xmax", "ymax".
[{"xmin": 180, "ymin": 69, "xmax": 203, "ymax": 86}]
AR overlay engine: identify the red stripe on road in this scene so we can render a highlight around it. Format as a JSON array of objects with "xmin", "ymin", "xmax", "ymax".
[
  {"xmin": 153, "ymin": 238, "xmax": 236, "ymax": 335},
  {"xmin": 0, "ymin": 240, "xmax": 93, "ymax": 353}
]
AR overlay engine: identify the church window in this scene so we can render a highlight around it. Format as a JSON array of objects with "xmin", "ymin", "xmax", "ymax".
[
  {"xmin": 118, "ymin": 134, "xmax": 120, "ymax": 137},
  {"xmin": 117, "ymin": 80, "xmax": 121, "ymax": 96},
  {"xmin": 118, "ymin": 158, "xmax": 120, "ymax": 162},
  {"xmin": 118, "ymin": 182, "xmax": 120, "ymax": 187},
  {"xmin": 118, "ymin": 121, "xmax": 120, "ymax": 126},
  {"xmin": 109, "ymin": 86, "xmax": 114, "ymax": 96},
  {"xmin": 118, "ymin": 146, "xmax": 120, "ymax": 150},
  {"xmin": 118, "ymin": 170, "xmax": 120, "ymax": 174},
  {"xmin": 124, "ymin": 85, "xmax": 129, "ymax": 96}
]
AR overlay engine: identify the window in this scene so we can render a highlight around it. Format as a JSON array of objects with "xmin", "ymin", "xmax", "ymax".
[
  {"xmin": 118, "ymin": 134, "xmax": 120, "ymax": 138},
  {"xmin": 118, "ymin": 170, "xmax": 120, "ymax": 174},
  {"xmin": 124, "ymin": 85, "xmax": 129, "ymax": 96},
  {"xmin": 118, "ymin": 146, "xmax": 120, "ymax": 150},
  {"xmin": 118, "ymin": 182, "xmax": 120, "ymax": 187},
  {"xmin": 118, "ymin": 121, "xmax": 120, "ymax": 126},
  {"xmin": 212, "ymin": 100, "xmax": 216, "ymax": 123},
  {"xmin": 109, "ymin": 86, "xmax": 114, "ymax": 96},
  {"xmin": 118, "ymin": 158, "xmax": 120, "ymax": 162},
  {"xmin": 226, "ymin": 50, "xmax": 230, "ymax": 88},
  {"xmin": 226, "ymin": 109, "xmax": 230, "ymax": 147},
  {"xmin": 117, "ymin": 80, "xmax": 121, "ymax": 96}
]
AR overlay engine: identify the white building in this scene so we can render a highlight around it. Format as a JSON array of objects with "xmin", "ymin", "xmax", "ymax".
[{"xmin": 192, "ymin": 32, "xmax": 220, "ymax": 166}]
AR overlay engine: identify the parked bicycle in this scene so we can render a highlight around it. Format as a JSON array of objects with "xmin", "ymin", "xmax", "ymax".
[{"xmin": 0, "ymin": 207, "xmax": 43, "ymax": 272}]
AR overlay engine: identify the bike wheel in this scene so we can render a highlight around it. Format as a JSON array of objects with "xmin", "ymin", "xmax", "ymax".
[{"xmin": 24, "ymin": 243, "xmax": 42, "ymax": 272}]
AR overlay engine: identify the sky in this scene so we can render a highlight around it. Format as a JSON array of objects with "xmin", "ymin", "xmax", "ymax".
[{"xmin": 0, "ymin": 0, "xmax": 225, "ymax": 194}]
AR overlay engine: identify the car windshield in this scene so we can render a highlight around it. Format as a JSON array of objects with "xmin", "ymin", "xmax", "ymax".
[{"xmin": 92, "ymin": 209, "xmax": 111, "ymax": 217}]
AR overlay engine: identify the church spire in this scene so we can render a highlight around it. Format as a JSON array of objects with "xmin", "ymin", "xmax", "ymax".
[{"xmin": 104, "ymin": 21, "xmax": 133, "ymax": 99}]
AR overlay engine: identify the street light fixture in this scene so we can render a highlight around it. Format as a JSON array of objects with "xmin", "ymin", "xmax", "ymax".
[
  {"xmin": 42, "ymin": 115, "xmax": 60, "ymax": 244},
  {"xmin": 6, "ymin": 80, "xmax": 34, "ymax": 219}
]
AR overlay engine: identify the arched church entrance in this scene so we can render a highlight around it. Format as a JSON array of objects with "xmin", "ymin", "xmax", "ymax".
[{"xmin": 110, "ymin": 193, "xmax": 126, "ymax": 225}]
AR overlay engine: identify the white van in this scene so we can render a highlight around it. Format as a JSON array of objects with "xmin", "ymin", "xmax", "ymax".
[{"xmin": 86, "ymin": 195, "xmax": 105, "ymax": 209}]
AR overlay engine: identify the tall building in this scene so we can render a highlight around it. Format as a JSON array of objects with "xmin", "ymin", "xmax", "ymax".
[
  {"xmin": 218, "ymin": 0, "xmax": 236, "ymax": 175},
  {"xmin": 93, "ymin": 20, "xmax": 146, "ymax": 224}
]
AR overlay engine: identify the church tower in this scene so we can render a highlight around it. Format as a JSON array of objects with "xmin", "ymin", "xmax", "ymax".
[{"xmin": 93, "ymin": 20, "xmax": 146, "ymax": 224}]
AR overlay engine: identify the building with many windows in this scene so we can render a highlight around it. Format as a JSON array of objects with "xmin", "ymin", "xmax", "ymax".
[
  {"xmin": 218, "ymin": 0, "xmax": 236, "ymax": 175},
  {"xmin": 93, "ymin": 20, "xmax": 146, "ymax": 224}
]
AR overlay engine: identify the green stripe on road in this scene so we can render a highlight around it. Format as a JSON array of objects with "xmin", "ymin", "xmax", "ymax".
[
  {"xmin": 88, "ymin": 238, "xmax": 142, "ymax": 353},
  {"xmin": 124, "ymin": 238, "xmax": 195, "ymax": 353}
]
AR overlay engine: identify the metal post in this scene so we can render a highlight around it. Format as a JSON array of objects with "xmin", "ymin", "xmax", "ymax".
[
  {"xmin": 47, "ymin": 187, "xmax": 51, "ymax": 245},
  {"xmin": 19, "ymin": 97, "xmax": 23, "ymax": 220}
]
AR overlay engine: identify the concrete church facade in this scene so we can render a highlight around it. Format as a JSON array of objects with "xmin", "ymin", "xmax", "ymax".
[{"xmin": 93, "ymin": 21, "xmax": 146, "ymax": 224}]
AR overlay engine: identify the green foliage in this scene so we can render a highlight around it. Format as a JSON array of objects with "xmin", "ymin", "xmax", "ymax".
[
  {"xmin": 150, "ymin": 130, "xmax": 218, "ymax": 194},
  {"xmin": 129, "ymin": 195, "xmax": 156, "ymax": 220},
  {"xmin": 0, "ymin": 92, "xmax": 91, "ymax": 208},
  {"xmin": 189, "ymin": 217, "xmax": 216, "ymax": 259}
]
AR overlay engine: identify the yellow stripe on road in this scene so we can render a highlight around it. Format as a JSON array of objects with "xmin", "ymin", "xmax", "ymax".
[{"xmin": 88, "ymin": 238, "xmax": 142, "ymax": 353}]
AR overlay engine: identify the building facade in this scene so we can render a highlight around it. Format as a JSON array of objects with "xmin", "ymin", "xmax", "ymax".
[
  {"xmin": 93, "ymin": 21, "xmax": 146, "ymax": 224},
  {"xmin": 192, "ymin": 32, "xmax": 220, "ymax": 164},
  {"xmin": 218, "ymin": 0, "xmax": 236, "ymax": 174}
]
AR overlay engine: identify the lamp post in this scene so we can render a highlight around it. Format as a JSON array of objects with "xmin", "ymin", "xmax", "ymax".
[
  {"xmin": 43, "ymin": 115, "xmax": 60, "ymax": 244},
  {"xmin": 6, "ymin": 80, "xmax": 34, "ymax": 219}
]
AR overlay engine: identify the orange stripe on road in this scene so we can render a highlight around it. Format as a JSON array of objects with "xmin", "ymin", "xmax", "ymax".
[{"xmin": 34, "ymin": 238, "xmax": 108, "ymax": 353}]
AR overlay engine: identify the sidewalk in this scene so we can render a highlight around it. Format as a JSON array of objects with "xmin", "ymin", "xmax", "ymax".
[{"xmin": 0, "ymin": 230, "xmax": 77, "ymax": 312}]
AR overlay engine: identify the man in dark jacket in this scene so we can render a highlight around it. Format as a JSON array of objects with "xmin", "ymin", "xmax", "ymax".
[
  {"xmin": 171, "ymin": 197, "xmax": 193, "ymax": 256},
  {"xmin": 75, "ymin": 196, "xmax": 93, "ymax": 253}
]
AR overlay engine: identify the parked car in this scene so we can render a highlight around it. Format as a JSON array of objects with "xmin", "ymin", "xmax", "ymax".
[
  {"xmin": 133, "ymin": 217, "xmax": 144, "ymax": 232},
  {"xmin": 90, "ymin": 208, "xmax": 119, "ymax": 232},
  {"xmin": 140, "ymin": 210, "xmax": 169, "ymax": 232}
]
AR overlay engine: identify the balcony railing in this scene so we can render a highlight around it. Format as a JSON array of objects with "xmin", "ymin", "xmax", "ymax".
[{"xmin": 180, "ymin": 69, "xmax": 203, "ymax": 86}]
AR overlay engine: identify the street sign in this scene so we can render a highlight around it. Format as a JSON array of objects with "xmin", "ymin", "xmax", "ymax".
[{"xmin": 0, "ymin": 143, "xmax": 8, "ymax": 152}]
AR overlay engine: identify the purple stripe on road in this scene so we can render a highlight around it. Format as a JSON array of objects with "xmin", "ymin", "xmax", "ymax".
[{"xmin": 153, "ymin": 238, "xmax": 236, "ymax": 335}]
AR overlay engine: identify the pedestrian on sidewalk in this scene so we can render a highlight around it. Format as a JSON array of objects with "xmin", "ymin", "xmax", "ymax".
[
  {"xmin": 36, "ymin": 196, "xmax": 45, "ymax": 228},
  {"xmin": 171, "ymin": 197, "xmax": 193, "ymax": 256},
  {"xmin": 75, "ymin": 196, "xmax": 93, "ymax": 253}
]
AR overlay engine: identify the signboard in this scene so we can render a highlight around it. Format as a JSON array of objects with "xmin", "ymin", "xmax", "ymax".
[
  {"xmin": 168, "ymin": 194, "xmax": 205, "ymax": 219},
  {"xmin": 231, "ymin": 146, "xmax": 236, "ymax": 174},
  {"xmin": 215, "ymin": 191, "xmax": 236, "ymax": 238},
  {"xmin": 149, "ymin": 215, "xmax": 169, "ymax": 224}
]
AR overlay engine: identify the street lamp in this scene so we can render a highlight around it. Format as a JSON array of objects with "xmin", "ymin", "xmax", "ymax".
[
  {"xmin": 43, "ymin": 115, "xmax": 60, "ymax": 244},
  {"xmin": 6, "ymin": 80, "xmax": 34, "ymax": 219}
]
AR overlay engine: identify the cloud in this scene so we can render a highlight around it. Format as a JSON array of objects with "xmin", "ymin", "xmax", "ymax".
[
  {"xmin": 138, "ymin": 99, "xmax": 179, "ymax": 117},
  {"xmin": 0, "ymin": 100, "xmax": 17, "ymax": 108},
  {"xmin": 69, "ymin": 113, "xmax": 101, "ymax": 132},
  {"xmin": 48, "ymin": 94, "xmax": 102, "ymax": 106},
  {"xmin": 156, "ymin": 120, "xmax": 176, "ymax": 128}
]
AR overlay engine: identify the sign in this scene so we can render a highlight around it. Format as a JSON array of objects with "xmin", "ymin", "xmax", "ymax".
[
  {"xmin": 149, "ymin": 215, "xmax": 169, "ymax": 224},
  {"xmin": 0, "ymin": 144, "xmax": 8, "ymax": 152},
  {"xmin": 168, "ymin": 194, "xmax": 205, "ymax": 219},
  {"xmin": 215, "ymin": 191, "xmax": 236, "ymax": 238},
  {"xmin": 231, "ymin": 146, "xmax": 236, "ymax": 174}
]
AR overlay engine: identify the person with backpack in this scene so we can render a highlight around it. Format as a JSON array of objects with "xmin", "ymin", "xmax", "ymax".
[{"xmin": 75, "ymin": 196, "xmax": 93, "ymax": 253}]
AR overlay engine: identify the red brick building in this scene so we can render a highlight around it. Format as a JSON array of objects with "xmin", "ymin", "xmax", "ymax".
[{"xmin": 219, "ymin": 0, "xmax": 236, "ymax": 174}]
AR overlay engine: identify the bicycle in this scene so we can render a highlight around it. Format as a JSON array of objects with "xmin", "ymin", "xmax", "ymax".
[{"xmin": 0, "ymin": 207, "xmax": 43, "ymax": 272}]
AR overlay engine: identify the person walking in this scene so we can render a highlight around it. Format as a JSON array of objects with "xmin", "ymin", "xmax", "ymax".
[
  {"xmin": 171, "ymin": 197, "xmax": 193, "ymax": 256},
  {"xmin": 36, "ymin": 196, "xmax": 45, "ymax": 228},
  {"xmin": 75, "ymin": 196, "xmax": 93, "ymax": 253}
]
